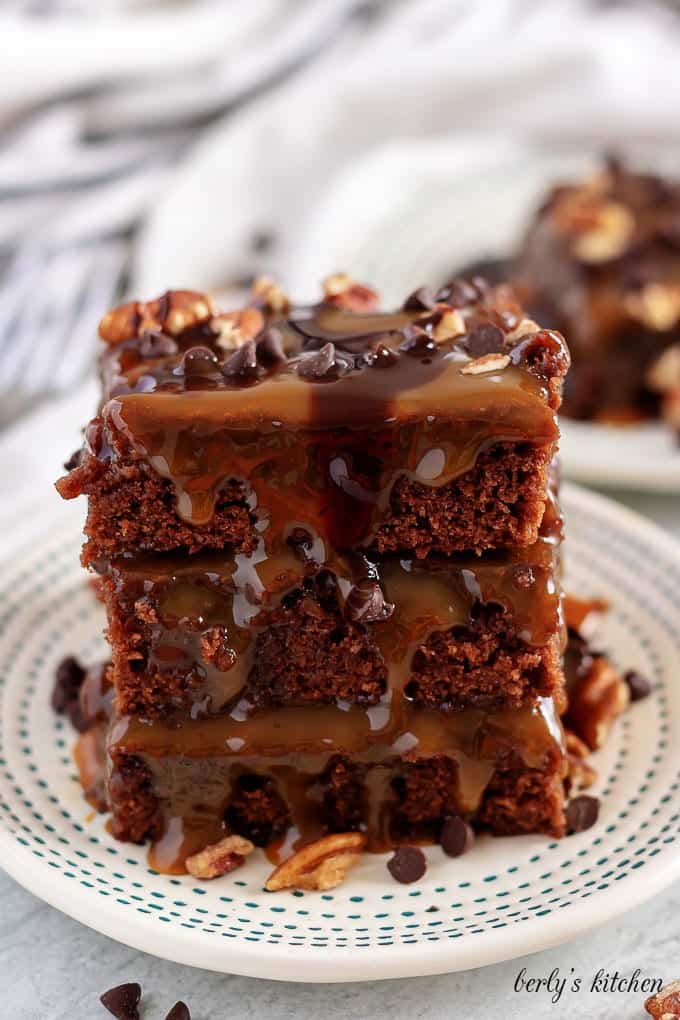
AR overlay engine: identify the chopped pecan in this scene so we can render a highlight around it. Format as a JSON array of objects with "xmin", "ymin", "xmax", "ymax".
[
  {"xmin": 645, "ymin": 980, "xmax": 680, "ymax": 1018},
  {"xmin": 210, "ymin": 307, "xmax": 265, "ymax": 351},
  {"xmin": 564, "ymin": 655, "xmax": 630, "ymax": 751},
  {"xmin": 627, "ymin": 284, "xmax": 680, "ymax": 333},
  {"xmin": 265, "ymin": 832, "xmax": 366, "ymax": 892},
  {"xmin": 185, "ymin": 834, "xmax": 255, "ymax": 879},
  {"xmin": 647, "ymin": 344, "xmax": 680, "ymax": 393},
  {"xmin": 460, "ymin": 352, "xmax": 511, "ymax": 375},
  {"xmin": 565, "ymin": 730, "xmax": 598, "ymax": 792},
  {"xmin": 323, "ymin": 275, "xmax": 379, "ymax": 312},
  {"xmin": 252, "ymin": 275, "xmax": 290, "ymax": 314},
  {"xmin": 433, "ymin": 308, "xmax": 466, "ymax": 342},
  {"xmin": 99, "ymin": 290, "xmax": 215, "ymax": 345}
]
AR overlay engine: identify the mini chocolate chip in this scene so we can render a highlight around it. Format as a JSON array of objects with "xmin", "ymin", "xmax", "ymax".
[
  {"xmin": 345, "ymin": 579, "xmax": 394, "ymax": 623},
  {"xmin": 512, "ymin": 565, "xmax": 535, "ymax": 589},
  {"xmin": 398, "ymin": 325, "xmax": 436, "ymax": 356},
  {"xmin": 373, "ymin": 343, "xmax": 399, "ymax": 367},
  {"xmin": 256, "ymin": 327, "xmax": 286, "ymax": 366},
  {"xmin": 624, "ymin": 670, "xmax": 652, "ymax": 702},
  {"xmin": 440, "ymin": 816, "xmax": 474, "ymax": 858},
  {"xmin": 223, "ymin": 340, "xmax": 258, "ymax": 378},
  {"xmin": 139, "ymin": 329, "xmax": 178, "ymax": 358},
  {"xmin": 51, "ymin": 656, "xmax": 86, "ymax": 714},
  {"xmin": 297, "ymin": 342, "xmax": 337, "ymax": 379},
  {"xmin": 437, "ymin": 278, "xmax": 479, "ymax": 307},
  {"xmin": 425, "ymin": 905, "xmax": 439, "ymax": 912},
  {"xmin": 387, "ymin": 846, "xmax": 427, "ymax": 884},
  {"xmin": 175, "ymin": 345, "xmax": 219, "ymax": 377},
  {"xmin": 566, "ymin": 795, "xmax": 600, "ymax": 834},
  {"xmin": 464, "ymin": 322, "xmax": 505, "ymax": 358},
  {"xmin": 100, "ymin": 982, "xmax": 142, "ymax": 1020},
  {"xmin": 403, "ymin": 286, "xmax": 437, "ymax": 311},
  {"xmin": 63, "ymin": 448, "xmax": 84, "ymax": 471},
  {"xmin": 165, "ymin": 1003, "xmax": 191, "ymax": 1020}
]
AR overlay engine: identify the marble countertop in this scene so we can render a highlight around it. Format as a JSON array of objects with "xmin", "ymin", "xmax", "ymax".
[{"xmin": 4, "ymin": 485, "xmax": 679, "ymax": 1020}]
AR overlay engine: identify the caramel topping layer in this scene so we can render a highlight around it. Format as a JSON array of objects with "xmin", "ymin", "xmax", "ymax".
[
  {"xmin": 92, "ymin": 282, "xmax": 566, "ymax": 535},
  {"xmin": 108, "ymin": 522, "xmax": 562, "ymax": 714}
]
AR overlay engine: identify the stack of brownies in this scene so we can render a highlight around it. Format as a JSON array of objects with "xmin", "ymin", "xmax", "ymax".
[{"xmin": 57, "ymin": 273, "xmax": 571, "ymax": 876}]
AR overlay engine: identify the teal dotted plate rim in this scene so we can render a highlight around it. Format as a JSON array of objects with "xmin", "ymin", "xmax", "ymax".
[{"xmin": 1, "ymin": 482, "xmax": 679, "ymax": 983}]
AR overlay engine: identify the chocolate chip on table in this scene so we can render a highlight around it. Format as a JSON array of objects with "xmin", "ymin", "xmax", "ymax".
[
  {"xmin": 51, "ymin": 656, "xmax": 86, "ymax": 714},
  {"xmin": 100, "ymin": 982, "xmax": 142, "ymax": 1020},
  {"xmin": 345, "ymin": 579, "xmax": 394, "ymax": 623},
  {"xmin": 223, "ymin": 340, "xmax": 258, "ymax": 378},
  {"xmin": 387, "ymin": 846, "xmax": 427, "ymax": 884},
  {"xmin": 565, "ymin": 795, "xmax": 600, "ymax": 834},
  {"xmin": 440, "ymin": 815, "xmax": 475, "ymax": 858},
  {"xmin": 624, "ymin": 670, "xmax": 652, "ymax": 702},
  {"xmin": 139, "ymin": 329, "xmax": 178, "ymax": 358},
  {"xmin": 164, "ymin": 1002, "xmax": 191, "ymax": 1020},
  {"xmin": 464, "ymin": 322, "xmax": 505, "ymax": 358},
  {"xmin": 256, "ymin": 327, "xmax": 286, "ymax": 365},
  {"xmin": 297, "ymin": 342, "xmax": 337, "ymax": 379},
  {"xmin": 402, "ymin": 286, "xmax": 437, "ymax": 311}
]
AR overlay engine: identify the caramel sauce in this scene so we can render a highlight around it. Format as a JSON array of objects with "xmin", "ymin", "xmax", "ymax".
[
  {"xmin": 110, "ymin": 697, "xmax": 563, "ymax": 871},
  {"xmin": 109, "ymin": 525, "xmax": 562, "ymax": 715}
]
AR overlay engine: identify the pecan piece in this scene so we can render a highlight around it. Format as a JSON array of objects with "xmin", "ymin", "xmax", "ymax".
[
  {"xmin": 460, "ymin": 352, "xmax": 511, "ymax": 375},
  {"xmin": 185, "ymin": 834, "xmax": 255, "ymax": 880},
  {"xmin": 564, "ymin": 655, "xmax": 630, "ymax": 751},
  {"xmin": 211, "ymin": 307, "xmax": 265, "ymax": 351},
  {"xmin": 252, "ymin": 275, "xmax": 290, "ymax": 313},
  {"xmin": 265, "ymin": 832, "xmax": 366, "ymax": 892},
  {"xmin": 645, "ymin": 980, "xmax": 680, "ymax": 1018},
  {"xmin": 565, "ymin": 730, "xmax": 598, "ymax": 792},
  {"xmin": 99, "ymin": 290, "xmax": 215, "ymax": 345}
]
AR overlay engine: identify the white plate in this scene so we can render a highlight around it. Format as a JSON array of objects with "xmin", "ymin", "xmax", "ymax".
[
  {"xmin": 1, "ymin": 483, "xmax": 679, "ymax": 982},
  {"xmin": 136, "ymin": 134, "xmax": 680, "ymax": 491}
]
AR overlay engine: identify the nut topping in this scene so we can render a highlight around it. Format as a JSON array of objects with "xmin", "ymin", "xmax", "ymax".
[
  {"xmin": 460, "ymin": 352, "xmax": 511, "ymax": 375},
  {"xmin": 252, "ymin": 275, "xmax": 290, "ymax": 313},
  {"xmin": 264, "ymin": 832, "xmax": 366, "ymax": 892},
  {"xmin": 99, "ymin": 290, "xmax": 215, "ymax": 345},
  {"xmin": 645, "ymin": 980, "xmax": 680, "ymax": 1018},
  {"xmin": 646, "ymin": 343, "xmax": 680, "ymax": 392},
  {"xmin": 433, "ymin": 308, "xmax": 466, "ymax": 342},
  {"xmin": 626, "ymin": 283, "xmax": 680, "ymax": 332},
  {"xmin": 323, "ymin": 272, "xmax": 354, "ymax": 298},
  {"xmin": 185, "ymin": 833, "xmax": 255, "ymax": 880},
  {"xmin": 571, "ymin": 200, "xmax": 634, "ymax": 263},
  {"xmin": 211, "ymin": 307, "xmax": 265, "ymax": 351},
  {"xmin": 565, "ymin": 655, "xmax": 630, "ymax": 751},
  {"xmin": 565, "ymin": 731, "xmax": 598, "ymax": 791}
]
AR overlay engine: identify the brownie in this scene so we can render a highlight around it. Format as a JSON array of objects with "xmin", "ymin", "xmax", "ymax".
[
  {"xmin": 99, "ymin": 518, "xmax": 564, "ymax": 718},
  {"xmin": 95, "ymin": 696, "xmax": 566, "ymax": 871},
  {"xmin": 516, "ymin": 156, "xmax": 680, "ymax": 423},
  {"xmin": 60, "ymin": 275, "xmax": 569, "ymax": 876},
  {"xmin": 57, "ymin": 278, "xmax": 569, "ymax": 563}
]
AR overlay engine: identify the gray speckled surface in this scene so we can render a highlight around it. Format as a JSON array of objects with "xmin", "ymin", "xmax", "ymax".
[{"xmin": 3, "ymin": 488, "xmax": 679, "ymax": 1020}]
